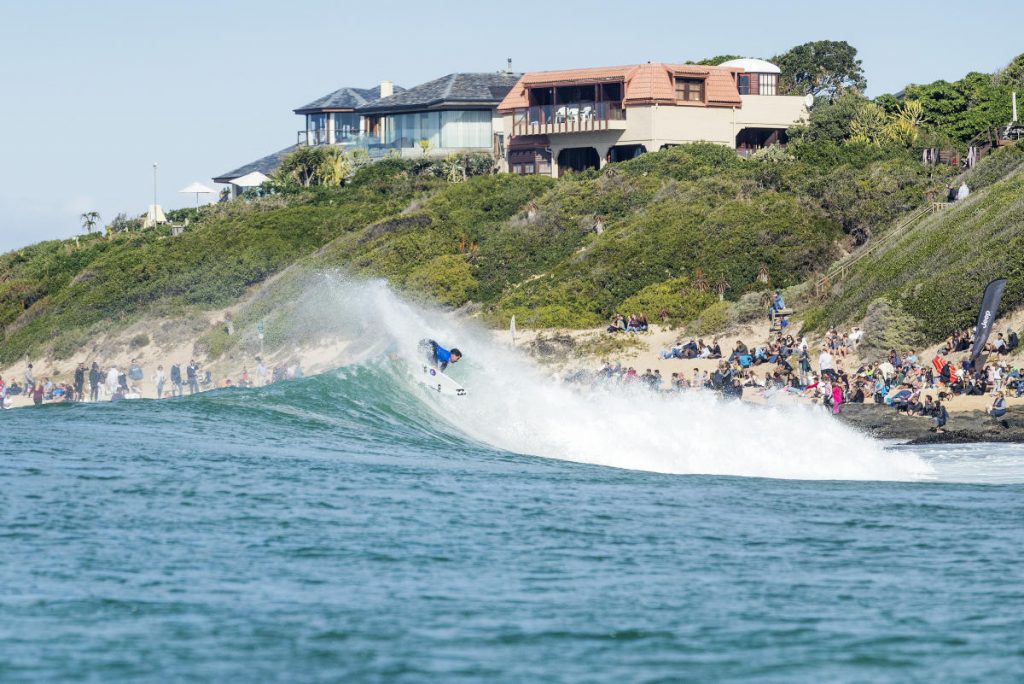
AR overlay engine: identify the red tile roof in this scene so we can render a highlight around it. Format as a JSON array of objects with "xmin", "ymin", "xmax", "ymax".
[{"xmin": 498, "ymin": 63, "xmax": 743, "ymax": 111}]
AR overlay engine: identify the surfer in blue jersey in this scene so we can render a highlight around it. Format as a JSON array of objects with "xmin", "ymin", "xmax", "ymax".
[{"xmin": 420, "ymin": 339, "xmax": 462, "ymax": 372}]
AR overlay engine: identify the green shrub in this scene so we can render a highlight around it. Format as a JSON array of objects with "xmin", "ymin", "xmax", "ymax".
[
  {"xmin": 405, "ymin": 254, "xmax": 477, "ymax": 307},
  {"xmin": 130, "ymin": 333, "xmax": 150, "ymax": 348},
  {"xmin": 618, "ymin": 278, "xmax": 716, "ymax": 323},
  {"xmin": 691, "ymin": 300, "xmax": 734, "ymax": 335}
]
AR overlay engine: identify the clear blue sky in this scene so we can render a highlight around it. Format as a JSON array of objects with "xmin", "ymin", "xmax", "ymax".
[{"xmin": 0, "ymin": 0, "xmax": 1019, "ymax": 251}]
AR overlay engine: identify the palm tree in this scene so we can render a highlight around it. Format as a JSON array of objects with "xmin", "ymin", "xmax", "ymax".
[
  {"xmin": 692, "ymin": 269, "xmax": 709, "ymax": 294},
  {"xmin": 715, "ymin": 275, "xmax": 729, "ymax": 301},
  {"xmin": 80, "ymin": 211, "xmax": 100, "ymax": 233}
]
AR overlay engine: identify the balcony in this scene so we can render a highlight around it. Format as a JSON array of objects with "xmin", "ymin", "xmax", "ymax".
[
  {"xmin": 297, "ymin": 129, "xmax": 396, "ymax": 153},
  {"xmin": 511, "ymin": 101, "xmax": 626, "ymax": 136}
]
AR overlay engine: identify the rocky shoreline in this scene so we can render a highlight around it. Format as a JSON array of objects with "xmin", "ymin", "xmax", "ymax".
[{"xmin": 837, "ymin": 403, "xmax": 1024, "ymax": 444}]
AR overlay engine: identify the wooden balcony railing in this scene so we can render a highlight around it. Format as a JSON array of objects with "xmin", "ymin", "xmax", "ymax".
[{"xmin": 510, "ymin": 101, "xmax": 626, "ymax": 135}]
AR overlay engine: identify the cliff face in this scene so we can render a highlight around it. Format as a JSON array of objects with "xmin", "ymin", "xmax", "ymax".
[{"xmin": 810, "ymin": 144, "xmax": 1024, "ymax": 339}]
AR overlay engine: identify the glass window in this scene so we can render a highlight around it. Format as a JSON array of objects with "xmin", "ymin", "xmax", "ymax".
[
  {"xmin": 737, "ymin": 74, "xmax": 750, "ymax": 95},
  {"xmin": 381, "ymin": 111, "xmax": 441, "ymax": 148},
  {"xmin": 332, "ymin": 112, "xmax": 360, "ymax": 139},
  {"xmin": 440, "ymin": 110, "xmax": 492, "ymax": 148},
  {"xmin": 758, "ymin": 73, "xmax": 778, "ymax": 96},
  {"xmin": 675, "ymin": 78, "xmax": 705, "ymax": 102},
  {"xmin": 308, "ymin": 113, "xmax": 327, "ymax": 131}
]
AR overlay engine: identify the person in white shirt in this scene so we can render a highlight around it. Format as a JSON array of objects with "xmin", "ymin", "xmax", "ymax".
[
  {"xmin": 818, "ymin": 349, "xmax": 835, "ymax": 379},
  {"xmin": 106, "ymin": 366, "xmax": 119, "ymax": 396},
  {"xmin": 256, "ymin": 358, "xmax": 269, "ymax": 386},
  {"xmin": 154, "ymin": 365, "xmax": 166, "ymax": 399}
]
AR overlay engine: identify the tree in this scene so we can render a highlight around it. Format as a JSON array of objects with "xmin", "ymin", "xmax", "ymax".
[
  {"xmin": 994, "ymin": 52, "xmax": 1024, "ymax": 89},
  {"xmin": 318, "ymin": 146, "xmax": 352, "ymax": 187},
  {"xmin": 902, "ymin": 73, "xmax": 1012, "ymax": 143},
  {"xmin": 275, "ymin": 146, "xmax": 328, "ymax": 187},
  {"xmin": 773, "ymin": 40, "xmax": 867, "ymax": 99},
  {"xmin": 80, "ymin": 211, "xmax": 100, "ymax": 233},
  {"xmin": 688, "ymin": 54, "xmax": 743, "ymax": 66}
]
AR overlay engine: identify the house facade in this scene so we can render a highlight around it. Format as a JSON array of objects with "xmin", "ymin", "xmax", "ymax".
[
  {"xmin": 496, "ymin": 59, "xmax": 807, "ymax": 176},
  {"xmin": 215, "ymin": 73, "xmax": 519, "ymax": 185},
  {"xmin": 294, "ymin": 82, "xmax": 402, "ymax": 147},
  {"xmin": 355, "ymin": 72, "xmax": 520, "ymax": 158}
]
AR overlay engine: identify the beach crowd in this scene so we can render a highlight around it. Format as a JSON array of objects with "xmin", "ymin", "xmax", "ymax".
[
  {"xmin": 0, "ymin": 356, "xmax": 304, "ymax": 408},
  {"xmin": 589, "ymin": 298, "xmax": 1022, "ymax": 432}
]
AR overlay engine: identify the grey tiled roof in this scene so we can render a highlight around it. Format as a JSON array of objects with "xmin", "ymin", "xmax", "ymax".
[
  {"xmin": 294, "ymin": 84, "xmax": 406, "ymax": 113},
  {"xmin": 357, "ymin": 72, "xmax": 521, "ymax": 113},
  {"xmin": 213, "ymin": 145, "xmax": 298, "ymax": 184}
]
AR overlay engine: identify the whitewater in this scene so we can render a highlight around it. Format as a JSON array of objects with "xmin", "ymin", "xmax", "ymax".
[{"xmin": 308, "ymin": 276, "xmax": 1020, "ymax": 483}]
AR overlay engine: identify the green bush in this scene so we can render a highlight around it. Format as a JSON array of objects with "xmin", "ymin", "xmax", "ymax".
[
  {"xmin": 691, "ymin": 300, "xmax": 734, "ymax": 335},
  {"xmin": 405, "ymin": 254, "xmax": 477, "ymax": 307},
  {"xmin": 618, "ymin": 278, "xmax": 716, "ymax": 323}
]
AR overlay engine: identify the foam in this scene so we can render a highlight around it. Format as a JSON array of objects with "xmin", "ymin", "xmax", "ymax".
[{"xmin": 307, "ymin": 274, "xmax": 935, "ymax": 482}]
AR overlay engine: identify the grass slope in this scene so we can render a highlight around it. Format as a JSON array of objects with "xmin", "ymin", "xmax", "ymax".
[{"xmin": 813, "ymin": 143, "xmax": 1024, "ymax": 338}]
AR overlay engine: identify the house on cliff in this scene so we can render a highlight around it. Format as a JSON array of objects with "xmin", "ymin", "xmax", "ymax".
[
  {"xmin": 214, "ymin": 73, "xmax": 519, "ymax": 187},
  {"xmin": 497, "ymin": 58, "xmax": 809, "ymax": 177}
]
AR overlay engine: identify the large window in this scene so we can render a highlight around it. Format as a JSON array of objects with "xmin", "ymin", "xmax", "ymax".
[
  {"xmin": 758, "ymin": 73, "xmax": 778, "ymax": 96},
  {"xmin": 737, "ymin": 74, "xmax": 751, "ymax": 95},
  {"xmin": 675, "ymin": 78, "xmax": 705, "ymax": 102},
  {"xmin": 381, "ymin": 111, "xmax": 441, "ymax": 148},
  {"xmin": 440, "ymin": 110, "xmax": 491, "ymax": 148},
  {"xmin": 381, "ymin": 110, "xmax": 492, "ymax": 149},
  {"xmin": 332, "ymin": 112, "xmax": 360, "ymax": 139}
]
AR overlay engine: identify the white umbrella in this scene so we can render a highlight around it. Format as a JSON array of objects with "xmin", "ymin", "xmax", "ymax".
[
  {"xmin": 231, "ymin": 171, "xmax": 271, "ymax": 188},
  {"xmin": 178, "ymin": 181, "xmax": 215, "ymax": 209}
]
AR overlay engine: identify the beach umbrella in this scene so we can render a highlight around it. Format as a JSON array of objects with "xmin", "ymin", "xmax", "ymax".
[
  {"xmin": 230, "ymin": 171, "xmax": 271, "ymax": 188},
  {"xmin": 178, "ymin": 181, "xmax": 215, "ymax": 209}
]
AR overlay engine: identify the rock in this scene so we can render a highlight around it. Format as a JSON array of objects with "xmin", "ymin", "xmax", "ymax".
[{"xmin": 836, "ymin": 402, "xmax": 1024, "ymax": 444}]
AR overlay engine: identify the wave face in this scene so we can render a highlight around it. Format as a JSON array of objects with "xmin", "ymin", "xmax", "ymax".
[{"xmin": 267, "ymin": 276, "xmax": 934, "ymax": 482}]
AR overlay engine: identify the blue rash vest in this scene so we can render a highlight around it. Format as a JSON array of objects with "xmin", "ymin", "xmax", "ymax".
[{"xmin": 434, "ymin": 345, "xmax": 453, "ymax": 365}]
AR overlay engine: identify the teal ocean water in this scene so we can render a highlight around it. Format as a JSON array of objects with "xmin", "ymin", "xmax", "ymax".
[
  {"xmin": 3, "ymin": 366, "xmax": 1023, "ymax": 683},
  {"xmin": 3, "ymin": 282, "xmax": 1023, "ymax": 682}
]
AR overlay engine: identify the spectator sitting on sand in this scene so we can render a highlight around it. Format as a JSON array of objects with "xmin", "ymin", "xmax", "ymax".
[
  {"xmin": 988, "ymin": 392, "xmax": 1008, "ymax": 419},
  {"xmin": 727, "ymin": 340, "xmax": 749, "ymax": 363}
]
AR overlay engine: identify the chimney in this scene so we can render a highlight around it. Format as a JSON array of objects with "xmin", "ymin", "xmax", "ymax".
[{"xmin": 379, "ymin": 80, "xmax": 394, "ymax": 98}]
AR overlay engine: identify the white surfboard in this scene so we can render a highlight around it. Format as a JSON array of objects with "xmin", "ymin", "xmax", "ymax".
[{"xmin": 418, "ymin": 364, "xmax": 467, "ymax": 397}]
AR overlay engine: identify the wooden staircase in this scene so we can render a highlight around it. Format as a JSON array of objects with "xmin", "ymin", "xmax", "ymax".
[{"xmin": 814, "ymin": 202, "xmax": 949, "ymax": 295}]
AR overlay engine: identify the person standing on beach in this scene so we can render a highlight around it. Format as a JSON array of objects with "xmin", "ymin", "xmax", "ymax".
[
  {"xmin": 106, "ymin": 365, "xmax": 119, "ymax": 396},
  {"xmin": 818, "ymin": 348, "xmax": 835, "ymax": 381},
  {"xmin": 31, "ymin": 382, "xmax": 44, "ymax": 406},
  {"xmin": 154, "ymin": 365, "xmax": 166, "ymax": 399},
  {"xmin": 25, "ymin": 363, "xmax": 35, "ymax": 391},
  {"xmin": 89, "ymin": 362, "xmax": 102, "ymax": 402},
  {"xmin": 128, "ymin": 359, "xmax": 144, "ymax": 385},
  {"xmin": 187, "ymin": 360, "xmax": 199, "ymax": 395},
  {"xmin": 256, "ymin": 357, "xmax": 268, "ymax": 386},
  {"xmin": 170, "ymin": 363, "xmax": 183, "ymax": 397},
  {"xmin": 73, "ymin": 363, "xmax": 86, "ymax": 402}
]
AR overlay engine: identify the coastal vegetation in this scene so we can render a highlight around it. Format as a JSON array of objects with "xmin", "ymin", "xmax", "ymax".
[{"xmin": 1, "ymin": 50, "xmax": 1022, "ymax": 365}]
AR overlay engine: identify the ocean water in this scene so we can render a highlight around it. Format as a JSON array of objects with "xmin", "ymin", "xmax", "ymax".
[{"xmin": 2, "ymin": 281, "xmax": 1023, "ymax": 682}]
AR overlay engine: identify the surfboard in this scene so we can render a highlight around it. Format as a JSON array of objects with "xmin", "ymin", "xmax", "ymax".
[{"xmin": 418, "ymin": 364, "xmax": 467, "ymax": 397}]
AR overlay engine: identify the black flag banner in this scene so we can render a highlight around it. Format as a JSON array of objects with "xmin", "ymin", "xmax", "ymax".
[{"xmin": 970, "ymin": 278, "xmax": 1007, "ymax": 361}]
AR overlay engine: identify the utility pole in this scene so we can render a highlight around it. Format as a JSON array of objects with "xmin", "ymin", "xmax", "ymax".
[{"xmin": 153, "ymin": 162, "xmax": 158, "ymax": 211}]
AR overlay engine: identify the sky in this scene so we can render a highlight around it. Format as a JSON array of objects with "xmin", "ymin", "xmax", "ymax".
[{"xmin": 0, "ymin": 0, "xmax": 1020, "ymax": 251}]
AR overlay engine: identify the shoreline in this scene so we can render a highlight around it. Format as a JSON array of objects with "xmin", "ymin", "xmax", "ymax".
[{"xmin": 4, "ymin": 315, "xmax": 1024, "ymax": 445}]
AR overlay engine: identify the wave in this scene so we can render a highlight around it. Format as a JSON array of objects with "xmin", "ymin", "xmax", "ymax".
[{"xmin": 246, "ymin": 276, "xmax": 936, "ymax": 482}]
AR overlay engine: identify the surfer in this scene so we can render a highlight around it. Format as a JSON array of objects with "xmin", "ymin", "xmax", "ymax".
[{"xmin": 420, "ymin": 339, "xmax": 462, "ymax": 372}]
